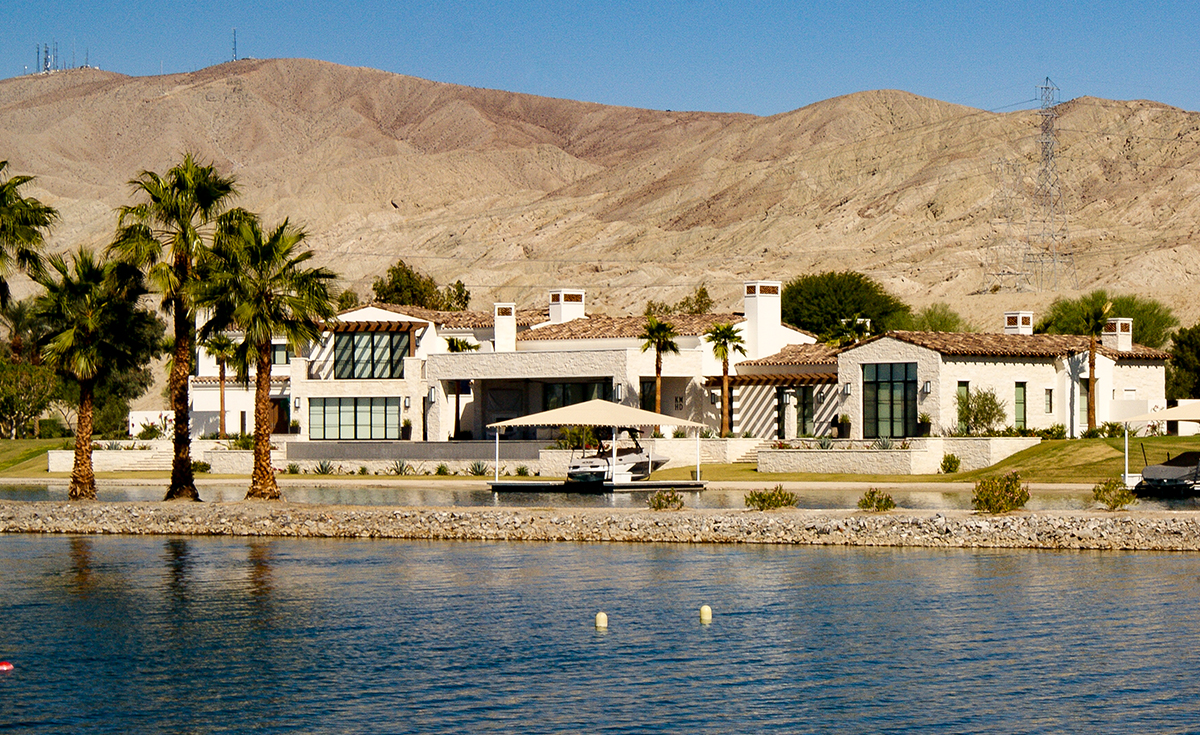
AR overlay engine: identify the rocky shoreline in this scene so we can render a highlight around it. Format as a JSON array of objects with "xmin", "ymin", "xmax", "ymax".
[{"xmin": 4, "ymin": 501, "xmax": 1200, "ymax": 550}]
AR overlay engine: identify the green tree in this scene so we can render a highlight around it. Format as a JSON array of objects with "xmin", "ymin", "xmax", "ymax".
[
  {"xmin": 1036, "ymin": 290, "xmax": 1178, "ymax": 349},
  {"xmin": 644, "ymin": 284, "xmax": 713, "ymax": 316},
  {"xmin": 1167, "ymin": 324, "xmax": 1200, "ymax": 400},
  {"xmin": 108, "ymin": 154, "xmax": 240, "ymax": 500},
  {"xmin": 704, "ymin": 322, "xmax": 745, "ymax": 436},
  {"xmin": 781, "ymin": 271, "xmax": 910, "ymax": 338},
  {"xmin": 371, "ymin": 259, "xmax": 470, "ymax": 311},
  {"xmin": 639, "ymin": 316, "xmax": 679, "ymax": 417},
  {"xmin": 34, "ymin": 250, "xmax": 163, "ymax": 499},
  {"xmin": 902, "ymin": 303, "xmax": 973, "ymax": 332},
  {"xmin": 0, "ymin": 358, "xmax": 57, "ymax": 438},
  {"xmin": 196, "ymin": 216, "xmax": 336, "ymax": 500},
  {"xmin": 201, "ymin": 333, "xmax": 239, "ymax": 439},
  {"xmin": 955, "ymin": 387, "xmax": 1007, "ymax": 436},
  {"xmin": 1, "ymin": 297, "xmax": 45, "ymax": 363},
  {"xmin": 0, "ymin": 160, "xmax": 56, "ymax": 306},
  {"xmin": 337, "ymin": 289, "xmax": 360, "ymax": 310}
]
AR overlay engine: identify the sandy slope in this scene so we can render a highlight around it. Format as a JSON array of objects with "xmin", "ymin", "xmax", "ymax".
[{"xmin": 3, "ymin": 57, "xmax": 1200, "ymax": 331}]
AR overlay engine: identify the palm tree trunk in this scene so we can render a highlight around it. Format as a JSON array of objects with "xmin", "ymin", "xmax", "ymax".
[
  {"xmin": 654, "ymin": 351, "xmax": 663, "ymax": 434},
  {"xmin": 69, "ymin": 379, "xmax": 96, "ymax": 501},
  {"xmin": 721, "ymin": 359, "xmax": 731, "ymax": 437},
  {"xmin": 1087, "ymin": 337, "xmax": 1098, "ymax": 433},
  {"xmin": 164, "ymin": 293, "xmax": 199, "ymax": 501},
  {"xmin": 218, "ymin": 361, "xmax": 227, "ymax": 439},
  {"xmin": 246, "ymin": 343, "xmax": 281, "ymax": 500}
]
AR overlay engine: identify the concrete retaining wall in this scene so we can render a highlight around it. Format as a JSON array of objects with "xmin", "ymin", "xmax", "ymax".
[{"xmin": 758, "ymin": 437, "xmax": 1042, "ymax": 475}]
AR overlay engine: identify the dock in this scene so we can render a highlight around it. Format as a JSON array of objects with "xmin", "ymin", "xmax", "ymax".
[{"xmin": 488, "ymin": 479, "xmax": 707, "ymax": 493}]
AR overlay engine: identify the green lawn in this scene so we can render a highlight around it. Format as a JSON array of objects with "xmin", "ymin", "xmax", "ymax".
[
  {"xmin": 0, "ymin": 438, "xmax": 68, "ymax": 476},
  {"xmin": 651, "ymin": 435, "xmax": 1200, "ymax": 485}
]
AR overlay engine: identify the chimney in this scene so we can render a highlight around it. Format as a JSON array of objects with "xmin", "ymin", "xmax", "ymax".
[
  {"xmin": 744, "ymin": 280, "xmax": 782, "ymax": 359},
  {"xmin": 549, "ymin": 288, "xmax": 585, "ymax": 324},
  {"xmin": 494, "ymin": 303, "xmax": 516, "ymax": 352},
  {"xmin": 1102, "ymin": 317, "xmax": 1133, "ymax": 352},
  {"xmin": 1004, "ymin": 311, "xmax": 1034, "ymax": 336}
]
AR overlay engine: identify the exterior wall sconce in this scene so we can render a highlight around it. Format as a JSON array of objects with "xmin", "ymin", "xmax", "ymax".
[
  {"xmin": 293, "ymin": 397, "xmax": 300, "ymax": 410},
  {"xmin": 428, "ymin": 386, "xmax": 437, "ymax": 403},
  {"xmin": 922, "ymin": 381, "xmax": 932, "ymax": 394},
  {"xmin": 404, "ymin": 396, "xmax": 411, "ymax": 408},
  {"xmin": 614, "ymin": 383, "xmax": 623, "ymax": 402},
  {"xmin": 710, "ymin": 392, "xmax": 718, "ymax": 405},
  {"xmin": 843, "ymin": 382, "xmax": 852, "ymax": 396}
]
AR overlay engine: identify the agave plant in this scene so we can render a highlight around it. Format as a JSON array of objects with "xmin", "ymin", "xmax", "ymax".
[
  {"xmin": 467, "ymin": 460, "xmax": 489, "ymax": 476},
  {"xmin": 313, "ymin": 459, "xmax": 335, "ymax": 475}
]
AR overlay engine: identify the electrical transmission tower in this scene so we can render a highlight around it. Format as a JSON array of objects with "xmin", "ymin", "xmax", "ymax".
[
  {"xmin": 1023, "ymin": 77, "xmax": 1077, "ymax": 290},
  {"xmin": 982, "ymin": 158, "xmax": 1032, "ymax": 292}
]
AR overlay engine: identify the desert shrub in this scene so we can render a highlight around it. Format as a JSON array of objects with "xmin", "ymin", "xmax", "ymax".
[
  {"xmin": 651, "ymin": 429, "xmax": 665, "ymax": 438},
  {"xmin": 136, "ymin": 423, "xmax": 163, "ymax": 440},
  {"xmin": 701, "ymin": 428, "xmax": 715, "ymax": 438},
  {"xmin": 816, "ymin": 435, "xmax": 834, "ymax": 449},
  {"xmin": 672, "ymin": 428, "xmax": 687, "ymax": 438},
  {"xmin": 555, "ymin": 426, "xmax": 598, "ymax": 449},
  {"xmin": 190, "ymin": 460, "xmax": 211, "ymax": 474},
  {"xmin": 389, "ymin": 460, "xmax": 415, "ymax": 476},
  {"xmin": 745, "ymin": 485, "xmax": 798, "ymax": 511},
  {"xmin": 1080, "ymin": 427, "xmax": 1104, "ymax": 439},
  {"xmin": 858, "ymin": 488, "xmax": 896, "ymax": 512},
  {"xmin": 1093, "ymin": 477, "xmax": 1137, "ymax": 511},
  {"xmin": 435, "ymin": 463, "xmax": 450, "ymax": 476},
  {"xmin": 1038, "ymin": 424, "xmax": 1067, "ymax": 440},
  {"xmin": 314, "ymin": 460, "xmax": 335, "ymax": 475},
  {"xmin": 226, "ymin": 433, "xmax": 254, "ymax": 450},
  {"xmin": 467, "ymin": 460, "xmax": 489, "ymax": 476},
  {"xmin": 515, "ymin": 465, "xmax": 531, "ymax": 476},
  {"xmin": 647, "ymin": 488, "xmax": 684, "ymax": 511},
  {"xmin": 1101, "ymin": 422, "xmax": 1126, "ymax": 438},
  {"xmin": 286, "ymin": 463, "xmax": 300, "ymax": 475},
  {"xmin": 972, "ymin": 471, "xmax": 1030, "ymax": 514},
  {"xmin": 871, "ymin": 436, "xmax": 894, "ymax": 450},
  {"xmin": 940, "ymin": 453, "xmax": 961, "ymax": 474},
  {"xmin": 357, "ymin": 466, "xmax": 369, "ymax": 475}
]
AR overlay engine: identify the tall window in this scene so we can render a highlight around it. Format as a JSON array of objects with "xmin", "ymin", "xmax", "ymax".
[
  {"xmin": 1045, "ymin": 388, "xmax": 1053, "ymax": 414},
  {"xmin": 1014, "ymin": 382, "xmax": 1027, "ymax": 430},
  {"xmin": 544, "ymin": 381, "xmax": 612, "ymax": 411},
  {"xmin": 640, "ymin": 380, "xmax": 656, "ymax": 411},
  {"xmin": 309, "ymin": 397, "xmax": 401, "ymax": 439},
  {"xmin": 863, "ymin": 363, "xmax": 918, "ymax": 438},
  {"xmin": 271, "ymin": 343, "xmax": 292, "ymax": 365},
  {"xmin": 796, "ymin": 386, "xmax": 816, "ymax": 436},
  {"xmin": 957, "ymin": 381, "xmax": 970, "ymax": 434},
  {"xmin": 333, "ymin": 332, "xmax": 408, "ymax": 379},
  {"xmin": 1078, "ymin": 380, "xmax": 1089, "ymax": 427}
]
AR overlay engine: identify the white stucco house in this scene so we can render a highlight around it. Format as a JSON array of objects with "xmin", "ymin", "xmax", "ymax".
[
  {"xmin": 188, "ymin": 280, "xmax": 818, "ymax": 442},
  {"xmin": 734, "ymin": 311, "xmax": 1169, "ymax": 440}
]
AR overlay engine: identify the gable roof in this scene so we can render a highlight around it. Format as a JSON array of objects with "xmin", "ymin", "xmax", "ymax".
[
  {"xmin": 336, "ymin": 302, "xmax": 546, "ymax": 329},
  {"xmin": 738, "ymin": 343, "xmax": 840, "ymax": 367},
  {"xmin": 857, "ymin": 330, "xmax": 1170, "ymax": 361},
  {"xmin": 518, "ymin": 313, "xmax": 744, "ymax": 341}
]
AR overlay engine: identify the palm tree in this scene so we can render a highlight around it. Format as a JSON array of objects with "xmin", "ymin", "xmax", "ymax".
[
  {"xmin": 0, "ymin": 161, "xmax": 56, "ymax": 305},
  {"xmin": 704, "ymin": 322, "xmax": 746, "ymax": 437},
  {"xmin": 445, "ymin": 337, "xmax": 479, "ymax": 439},
  {"xmin": 34, "ymin": 250, "xmax": 160, "ymax": 500},
  {"xmin": 1, "ymin": 297, "xmax": 44, "ymax": 364},
  {"xmin": 108, "ymin": 154, "xmax": 239, "ymax": 501},
  {"xmin": 201, "ymin": 333, "xmax": 238, "ymax": 439},
  {"xmin": 639, "ymin": 316, "xmax": 680, "ymax": 420},
  {"xmin": 195, "ymin": 216, "xmax": 336, "ymax": 500},
  {"xmin": 1082, "ymin": 300, "xmax": 1113, "ymax": 433}
]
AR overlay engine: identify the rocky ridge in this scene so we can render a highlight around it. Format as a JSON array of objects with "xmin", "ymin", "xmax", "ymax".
[{"xmin": 4, "ymin": 502, "xmax": 1200, "ymax": 551}]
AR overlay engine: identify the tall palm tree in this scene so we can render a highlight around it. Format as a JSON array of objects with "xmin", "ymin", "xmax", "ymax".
[
  {"xmin": 201, "ymin": 333, "xmax": 238, "ymax": 439},
  {"xmin": 195, "ymin": 216, "xmax": 336, "ymax": 500},
  {"xmin": 1082, "ymin": 300, "xmax": 1113, "ymax": 433},
  {"xmin": 639, "ymin": 316, "xmax": 680, "ymax": 420},
  {"xmin": 704, "ymin": 322, "xmax": 746, "ymax": 437},
  {"xmin": 34, "ymin": 250, "xmax": 160, "ymax": 500},
  {"xmin": 1, "ymin": 297, "xmax": 44, "ymax": 364},
  {"xmin": 108, "ymin": 153, "xmax": 239, "ymax": 501},
  {"xmin": 0, "ymin": 160, "xmax": 56, "ymax": 306}
]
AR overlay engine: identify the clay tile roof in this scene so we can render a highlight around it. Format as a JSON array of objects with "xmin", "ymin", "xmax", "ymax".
[
  {"xmin": 739, "ymin": 343, "xmax": 840, "ymax": 367},
  {"xmin": 518, "ymin": 313, "xmax": 745, "ymax": 341},
  {"xmin": 871, "ymin": 330, "xmax": 1170, "ymax": 361},
  {"xmin": 335, "ymin": 302, "xmax": 547, "ymax": 329}
]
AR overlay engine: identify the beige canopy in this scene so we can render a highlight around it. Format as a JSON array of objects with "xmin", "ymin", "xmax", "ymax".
[
  {"xmin": 488, "ymin": 399, "xmax": 706, "ymax": 429},
  {"xmin": 1122, "ymin": 404, "xmax": 1200, "ymax": 424},
  {"xmin": 486, "ymin": 399, "xmax": 705, "ymax": 483}
]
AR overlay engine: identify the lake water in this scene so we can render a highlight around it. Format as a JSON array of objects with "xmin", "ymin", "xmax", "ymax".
[{"xmin": 2, "ymin": 536, "xmax": 1199, "ymax": 733}]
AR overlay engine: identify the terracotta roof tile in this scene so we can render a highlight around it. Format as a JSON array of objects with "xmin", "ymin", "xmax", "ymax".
[
  {"xmin": 518, "ymin": 313, "xmax": 745, "ymax": 341},
  {"xmin": 861, "ymin": 331, "xmax": 1170, "ymax": 361},
  {"xmin": 739, "ymin": 343, "xmax": 839, "ymax": 366}
]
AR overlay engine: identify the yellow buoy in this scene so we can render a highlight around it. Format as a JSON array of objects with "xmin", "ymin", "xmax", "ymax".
[
  {"xmin": 595, "ymin": 611, "xmax": 608, "ymax": 629},
  {"xmin": 700, "ymin": 605, "xmax": 712, "ymax": 624}
]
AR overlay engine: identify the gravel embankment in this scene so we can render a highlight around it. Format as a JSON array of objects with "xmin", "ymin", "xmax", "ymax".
[{"xmin": 4, "ymin": 501, "xmax": 1200, "ymax": 550}]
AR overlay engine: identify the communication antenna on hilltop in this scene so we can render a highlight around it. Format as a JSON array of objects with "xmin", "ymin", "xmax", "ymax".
[
  {"xmin": 1023, "ymin": 77, "xmax": 1078, "ymax": 291},
  {"xmin": 982, "ymin": 158, "xmax": 1032, "ymax": 292},
  {"xmin": 232, "ymin": 28, "xmax": 237, "ymax": 62}
]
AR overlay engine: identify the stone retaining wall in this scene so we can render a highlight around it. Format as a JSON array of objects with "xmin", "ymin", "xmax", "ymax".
[
  {"xmin": 759, "ymin": 436, "xmax": 1042, "ymax": 475},
  {"xmin": 4, "ymin": 502, "xmax": 1200, "ymax": 551}
]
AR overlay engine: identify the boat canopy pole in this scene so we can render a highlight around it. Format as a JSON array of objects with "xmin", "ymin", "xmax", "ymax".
[
  {"xmin": 1124, "ymin": 422, "xmax": 1130, "ymax": 487},
  {"xmin": 494, "ymin": 431, "xmax": 500, "ymax": 482},
  {"xmin": 612, "ymin": 426, "xmax": 617, "ymax": 482},
  {"xmin": 696, "ymin": 431, "xmax": 700, "ymax": 481}
]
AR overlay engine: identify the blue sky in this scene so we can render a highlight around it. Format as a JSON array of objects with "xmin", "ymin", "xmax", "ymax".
[{"xmin": 3, "ymin": 1, "xmax": 1198, "ymax": 116}]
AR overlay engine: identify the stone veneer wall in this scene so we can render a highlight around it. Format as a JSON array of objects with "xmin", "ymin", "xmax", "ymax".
[{"xmin": 758, "ymin": 437, "xmax": 1041, "ymax": 475}]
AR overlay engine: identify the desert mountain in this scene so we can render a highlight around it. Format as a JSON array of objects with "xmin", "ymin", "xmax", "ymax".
[{"xmin": 3, "ymin": 57, "xmax": 1200, "ymax": 329}]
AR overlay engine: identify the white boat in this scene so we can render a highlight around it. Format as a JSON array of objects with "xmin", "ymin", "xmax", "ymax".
[{"xmin": 567, "ymin": 436, "xmax": 668, "ymax": 484}]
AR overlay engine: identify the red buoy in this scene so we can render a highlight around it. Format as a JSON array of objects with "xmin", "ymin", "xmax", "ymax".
[{"xmin": 0, "ymin": 662, "xmax": 12, "ymax": 671}]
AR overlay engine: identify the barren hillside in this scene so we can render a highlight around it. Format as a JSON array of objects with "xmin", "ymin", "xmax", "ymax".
[{"xmin": 4, "ymin": 57, "xmax": 1200, "ymax": 330}]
